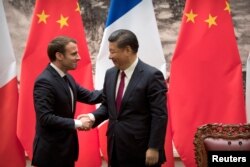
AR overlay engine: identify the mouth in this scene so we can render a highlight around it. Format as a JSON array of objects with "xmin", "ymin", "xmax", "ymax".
[
  {"xmin": 112, "ymin": 59, "xmax": 117, "ymax": 64},
  {"xmin": 72, "ymin": 63, "xmax": 77, "ymax": 68}
]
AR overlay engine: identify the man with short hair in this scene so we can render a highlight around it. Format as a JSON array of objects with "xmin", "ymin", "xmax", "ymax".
[
  {"xmin": 81, "ymin": 29, "xmax": 167, "ymax": 167},
  {"xmin": 32, "ymin": 36, "xmax": 102, "ymax": 167}
]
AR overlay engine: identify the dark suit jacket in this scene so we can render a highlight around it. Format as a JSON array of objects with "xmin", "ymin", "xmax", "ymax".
[
  {"xmin": 93, "ymin": 60, "xmax": 167, "ymax": 166},
  {"xmin": 32, "ymin": 64, "xmax": 102, "ymax": 167}
]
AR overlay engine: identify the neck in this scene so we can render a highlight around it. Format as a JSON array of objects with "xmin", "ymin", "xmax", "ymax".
[
  {"xmin": 122, "ymin": 55, "xmax": 137, "ymax": 70},
  {"xmin": 52, "ymin": 61, "xmax": 67, "ymax": 73}
]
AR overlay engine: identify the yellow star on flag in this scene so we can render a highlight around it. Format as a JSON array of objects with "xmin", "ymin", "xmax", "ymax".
[
  {"xmin": 205, "ymin": 14, "xmax": 217, "ymax": 28},
  {"xmin": 37, "ymin": 10, "xmax": 49, "ymax": 24},
  {"xmin": 224, "ymin": 1, "xmax": 231, "ymax": 13},
  {"xmin": 185, "ymin": 10, "xmax": 198, "ymax": 23},
  {"xmin": 75, "ymin": 2, "xmax": 80, "ymax": 13},
  {"xmin": 56, "ymin": 14, "xmax": 69, "ymax": 29}
]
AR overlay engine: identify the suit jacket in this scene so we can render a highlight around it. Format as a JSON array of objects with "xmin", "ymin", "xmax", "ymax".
[
  {"xmin": 32, "ymin": 64, "xmax": 102, "ymax": 167},
  {"xmin": 93, "ymin": 60, "xmax": 167, "ymax": 166}
]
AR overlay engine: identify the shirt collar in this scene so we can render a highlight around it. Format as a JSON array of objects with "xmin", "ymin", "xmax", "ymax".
[
  {"xmin": 123, "ymin": 57, "xmax": 138, "ymax": 79},
  {"xmin": 50, "ymin": 62, "xmax": 66, "ymax": 78}
]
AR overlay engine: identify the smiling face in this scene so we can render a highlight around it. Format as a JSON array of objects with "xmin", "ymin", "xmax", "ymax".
[
  {"xmin": 108, "ymin": 42, "xmax": 132, "ymax": 70},
  {"xmin": 107, "ymin": 29, "xmax": 139, "ymax": 70},
  {"xmin": 56, "ymin": 41, "xmax": 81, "ymax": 73}
]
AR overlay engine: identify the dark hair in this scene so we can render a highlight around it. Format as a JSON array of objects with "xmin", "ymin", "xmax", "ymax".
[
  {"xmin": 47, "ymin": 36, "xmax": 77, "ymax": 61},
  {"xmin": 108, "ymin": 29, "xmax": 139, "ymax": 53}
]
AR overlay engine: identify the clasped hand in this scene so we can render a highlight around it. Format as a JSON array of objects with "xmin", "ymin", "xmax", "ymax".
[{"xmin": 77, "ymin": 114, "xmax": 93, "ymax": 131}]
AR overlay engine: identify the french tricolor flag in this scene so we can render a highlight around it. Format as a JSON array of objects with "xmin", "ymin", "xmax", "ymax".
[
  {"xmin": 95, "ymin": 0, "xmax": 174, "ymax": 166},
  {"xmin": 0, "ymin": 1, "xmax": 25, "ymax": 166}
]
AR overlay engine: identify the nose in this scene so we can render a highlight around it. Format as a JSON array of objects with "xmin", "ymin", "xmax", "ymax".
[
  {"xmin": 76, "ymin": 54, "xmax": 81, "ymax": 61},
  {"xmin": 109, "ymin": 54, "xmax": 113, "ymax": 59}
]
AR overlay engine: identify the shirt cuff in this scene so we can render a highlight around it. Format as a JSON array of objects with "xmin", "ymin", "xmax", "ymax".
[
  {"xmin": 74, "ymin": 119, "xmax": 83, "ymax": 128},
  {"xmin": 88, "ymin": 113, "xmax": 95, "ymax": 122}
]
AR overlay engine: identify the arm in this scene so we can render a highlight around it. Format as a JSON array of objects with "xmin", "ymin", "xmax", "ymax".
[
  {"xmin": 147, "ymin": 70, "xmax": 167, "ymax": 149},
  {"xmin": 77, "ymin": 75, "xmax": 109, "ymax": 128},
  {"xmin": 146, "ymin": 70, "xmax": 167, "ymax": 165},
  {"xmin": 76, "ymin": 83, "xmax": 103, "ymax": 104},
  {"xmin": 33, "ymin": 78, "xmax": 75, "ymax": 130}
]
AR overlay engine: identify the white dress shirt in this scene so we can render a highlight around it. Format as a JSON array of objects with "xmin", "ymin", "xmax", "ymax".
[
  {"xmin": 50, "ymin": 63, "xmax": 82, "ymax": 128},
  {"xmin": 115, "ymin": 57, "xmax": 138, "ymax": 98}
]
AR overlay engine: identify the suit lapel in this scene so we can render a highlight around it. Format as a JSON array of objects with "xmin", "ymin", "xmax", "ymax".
[
  {"xmin": 108, "ymin": 68, "xmax": 119, "ymax": 114},
  {"xmin": 64, "ymin": 75, "xmax": 75, "ymax": 112},
  {"xmin": 47, "ymin": 65, "xmax": 73, "ymax": 110},
  {"xmin": 47, "ymin": 65, "xmax": 69, "ymax": 94},
  {"xmin": 119, "ymin": 60, "xmax": 144, "ymax": 114},
  {"xmin": 66, "ymin": 76, "xmax": 77, "ymax": 102}
]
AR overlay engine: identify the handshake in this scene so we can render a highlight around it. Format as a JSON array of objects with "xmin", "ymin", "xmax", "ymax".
[{"xmin": 76, "ymin": 114, "xmax": 94, "ymax": 131}]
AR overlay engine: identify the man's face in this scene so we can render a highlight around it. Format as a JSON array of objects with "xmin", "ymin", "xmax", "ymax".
[
  {"xmin": 60, "ymin": 42, "xmax": 80, "ymax": 71},
  {"xmin": 109, "ymin": 42, "xmax": 130, "ymax": 70}
]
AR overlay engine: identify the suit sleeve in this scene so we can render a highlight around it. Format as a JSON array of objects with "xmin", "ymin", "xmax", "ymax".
[
  {"xmin": 91, "ymin": 72, "xmax": 110, "ymax": 127},
  {"xmin": 75, "ymin": 83, "xmax": 103, "ymax": 104},
  {"xmin": 33, "ymin": 78, "xmax": 75, "ymax": 130},
  {"xmin": 147, "ymin": 70, "xmax": 167, "ymax": 149}
]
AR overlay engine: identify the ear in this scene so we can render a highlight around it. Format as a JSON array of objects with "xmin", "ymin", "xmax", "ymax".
[
  {"xmin": 55, "ymin": 52, "xmax": 63, "ymax": 61},
  {"xmin": 125, "ymin": 45, "xmax": 132, "ymax": 53}
]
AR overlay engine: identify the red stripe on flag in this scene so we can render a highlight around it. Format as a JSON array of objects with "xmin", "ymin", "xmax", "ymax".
[
  {"xmin": 162, "ymin": 93, "xmax": 174, "ymax": 167},
  {"xmin": 0, "ymin": 78, "xmax": 25, "ymax": 167}
]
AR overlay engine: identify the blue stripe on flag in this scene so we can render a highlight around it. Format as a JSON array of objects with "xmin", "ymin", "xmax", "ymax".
[{"xmin": 106, "ymin": 0, "xmax": 142, "ymax": 27}]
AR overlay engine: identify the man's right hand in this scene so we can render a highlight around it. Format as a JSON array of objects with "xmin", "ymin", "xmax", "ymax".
[{"xmin": 77, "ymin": 114, "xmax": 93, "ymax": 131}]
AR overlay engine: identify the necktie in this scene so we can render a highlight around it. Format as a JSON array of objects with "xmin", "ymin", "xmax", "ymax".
[
  {"xmin": 63, "ymin": 75, "xmax": 70, "ymax": 90},
  {"xmin": 63, "ymin": 75, "xmax": 73, "ymax": 112},
  {"xmin": 116, "ymin": 71, "xmax": 126, "ymax": 112}
]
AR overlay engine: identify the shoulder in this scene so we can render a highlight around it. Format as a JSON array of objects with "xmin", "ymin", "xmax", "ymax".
[
  {"xmin": 35, "ymin": 67, "xmax": 53, "ymax": 83},
  {"xmin": 139, "ymin": 60, "xmax": 164, "ymax": 77},
  {"xmin": 105, "ymin": 66, "xmax": 118, "ymax": 77},
  {"xmin": 35, "ymin": 66, "xmax": 60, "ymax": 87},
  {"xmin": 106, "ymin": 66, "xmax": 117, "ymax": 73}
]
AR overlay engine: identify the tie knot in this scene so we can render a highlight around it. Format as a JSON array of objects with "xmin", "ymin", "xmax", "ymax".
[
  {"xmin": 63, "ymin": 75, "xmax": 68, "ymax": 82},
  {"xmin": 121, "ymin": 71, "xmax": 126, "ymax": 78}
]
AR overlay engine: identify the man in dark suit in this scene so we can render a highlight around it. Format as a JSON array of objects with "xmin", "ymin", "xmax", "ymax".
[
  {"xmin": 80, "ymin": 29, "xmax": 167, "ymax": 167},
  {"xmin": 31, "ymin": 36, "xmax": 102, "ymax": 167}
]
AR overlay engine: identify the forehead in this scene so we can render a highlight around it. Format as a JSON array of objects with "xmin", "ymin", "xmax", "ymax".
[
  {"xmin": 65, "ymin": 42, "xmax": 77, "ymax": 50},
  {"xmin": 109, "ymin": 42, "xmax": 119, "ymax": 50}
]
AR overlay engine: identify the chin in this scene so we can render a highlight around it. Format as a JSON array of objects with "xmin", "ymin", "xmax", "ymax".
[{"xmin": 113, "ymin": 62, "xmax": 119, "ymax": 67}]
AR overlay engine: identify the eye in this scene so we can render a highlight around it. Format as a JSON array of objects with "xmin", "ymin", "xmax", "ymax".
[{"xmin": 71, "ymin": 52, "xmax": 78, "ymax": 56}]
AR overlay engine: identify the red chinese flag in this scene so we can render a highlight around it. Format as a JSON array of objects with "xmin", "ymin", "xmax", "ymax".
[
  {"xmin": 17, "ymin": 0, "xmax": 101, "ymax": 166},
  {"xmin": 168, "ymin": 0, "xmax": 246, "ymax": 166},
  {"xmin": 162, "ymin": 92, "xmax": 174, "ymax": 167},
  {"xmin": 0, "ymin": 1, "xmax": 25, "ymax": 166}
]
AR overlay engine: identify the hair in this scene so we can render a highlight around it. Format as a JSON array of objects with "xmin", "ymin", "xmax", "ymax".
[
  {"xmin": 108, "ymin": 29, "xmax": 139, "ymax": 53},
  {"xmin": 47, "ymin": 36, "xmax": 77, "ymax": 61}
]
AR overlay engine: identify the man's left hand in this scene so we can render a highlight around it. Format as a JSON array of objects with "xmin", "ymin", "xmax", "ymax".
[{"xmin": 145, "ymin": 148, "xmax": 159, "ymax": 166}]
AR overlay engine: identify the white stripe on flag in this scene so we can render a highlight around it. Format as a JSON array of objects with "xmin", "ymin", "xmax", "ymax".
[{"xmin": 0, "ymin": 0, "xmax": 17, "ymax": 87}]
